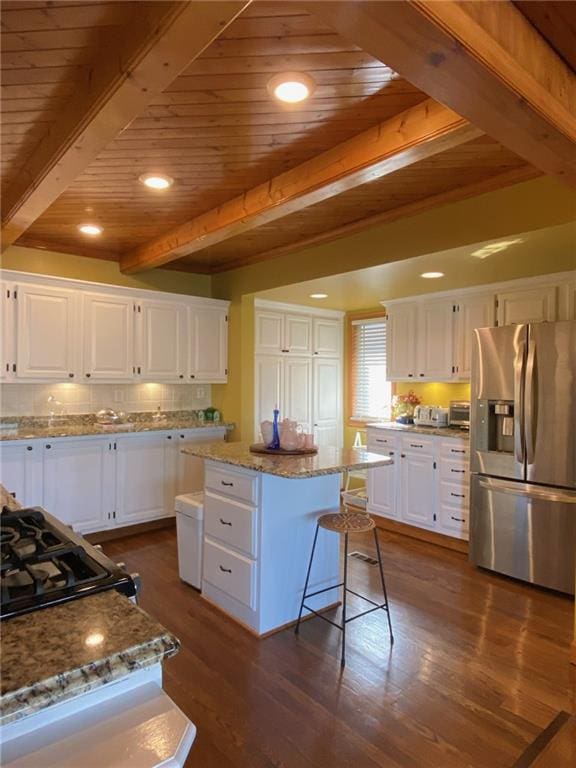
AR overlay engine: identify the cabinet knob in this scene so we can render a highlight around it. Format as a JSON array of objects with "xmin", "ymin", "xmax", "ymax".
[
  {"xmin": 219, "ymin": 565, "xmax": 232, "ymax": 573},
  {"xmin": 419, "ymin": 373, "xmax": 425, "ymax": 377},
  {"xmin": 69, "ymin": 373, "xmax": 74, "ymax": 378},
  {"xmin": 180, "ymin": 434, "xmax": 185, "ymax": 438},
  {"xmin": 400, "ymin": 453, "xmax": 406, "ymax": 458},
  {"xmin": 46, "ymin": 444, "xmax": 52, "ymax": 449},
  {"xmin": 85, "ymin": 373, "xmax": 91, "ymax": 378},
  {"xmin": 167, "ymin": 435, "xmax": 172, "ymax": 440},
  {"xmin": 190, "ymin": 374, "xmax": 195, "ymax": 379},
  {"xmin": 179, "ymin": 374, "xmax": 184, "ymax": 379},
  {"xmin": 408, "ymin": 373, "xmax": 413, "ymax": 378},
  {"xmin": 26, "ymin": 446, "xmax": 33, "ymax": 451}
]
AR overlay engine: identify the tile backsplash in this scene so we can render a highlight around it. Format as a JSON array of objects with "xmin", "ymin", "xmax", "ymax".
[{"xmin": 0, "ymin": 383, "xmax": 211, "ymax": 417}]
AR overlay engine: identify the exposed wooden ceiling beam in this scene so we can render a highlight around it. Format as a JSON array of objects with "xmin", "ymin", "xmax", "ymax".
[
  {"xmin": 304, "ymin": 0, "xmax": 576, "ymax": 188},
  {"xmin": 1, "ymin": 0, "xmax": 250, "ymax": 252},
  {"xmin": 120, "ymin": 99, "xmax": 481, "ymax": 273}
]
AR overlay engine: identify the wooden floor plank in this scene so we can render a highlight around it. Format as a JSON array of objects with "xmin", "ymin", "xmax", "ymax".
[{"xmin": 104, "ymin": 528, "xmax": 575, "ymax": 767}]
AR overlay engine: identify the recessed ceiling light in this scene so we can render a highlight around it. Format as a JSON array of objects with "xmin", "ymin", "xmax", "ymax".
[
  {"xmin": 78, "ymin": 224, "xmax": 103, "ymax": 236},
  {"xmin": 309, "ymin": 293, "xmax": 328, "ymax": 299},
  {"xmin": 268, "ymin": 72, "xmax": 315, "ymax": 103},
  {"xmin": 139, "ymin": 173, "xmax": 174, "ymax": 190},
  {"xmin": 420, "ymin": 272, "xmax": 444, "ymax": 279}
]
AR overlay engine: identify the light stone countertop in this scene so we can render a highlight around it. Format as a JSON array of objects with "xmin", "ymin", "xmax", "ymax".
[
  {"xmin": 181, "ymin": 442, "xmax": 394, "ymax": 478},
  {"xmin": 367, "ymin": 422, "xmax": 470, "ymax": 440}
]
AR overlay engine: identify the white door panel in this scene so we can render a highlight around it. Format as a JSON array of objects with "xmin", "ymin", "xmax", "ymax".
[
  {"xmin": 496, "ymin": 286, "xmax": 557, "ymax": 325},
  {"xmin": 417, "ymin": 300, "xmax": 454, "ymax": 380},
  {"xmin": 400, "ymin": 450, "xmax": 436, "ymax": 528},
  {"xmin": 189, "ymin": 307, "xmax": 227, "ymax": 382},
  {"xmin": 83, "ymin": 293, "xmax": 134, "ymax": 380},
  {"xmin": 0, "ymin": 441, "xmax": 44, "ymax": 507},
  {"xmin": 254, "ymin": 356, "xmax": 283, "ymax": 440},
  {"xmin": 284, "ymin": 357, "xmax": 312, "ymax": 431},
  {"xmin": 313, "ymin": 318, "xmax": 341, "ymax": 357},
  {"xmin": 255, "ymin": 312, "xmax": 283, "ymax": 354},
  {"xmin": 454, "ymin": 294, "xmax": 495, "ymax": 379},
  {"xmin": 387, "ymin": 303, "xmax": 417, "ymax": 380},
  {"xmin": 284, "ymin": 315, "xmax": 311, "ymax": 354},
  {"xmin": 139, "ymin": 300, "xmax": 186, "ymax": 381},
  {"xmin": 116, "ymin": 434, "xmax": 174, "ymax": 525}
]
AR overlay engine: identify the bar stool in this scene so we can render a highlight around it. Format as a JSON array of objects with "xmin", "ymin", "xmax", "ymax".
[{"xmin": 295, "ymin": 509, "xmax": 394, "ymax": 667}]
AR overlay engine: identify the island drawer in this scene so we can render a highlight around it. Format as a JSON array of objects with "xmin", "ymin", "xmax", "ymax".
[
  {"xmin": 204, "ymin": 491, "xmax": 257, "ymax": 558},
  {"xmin": 206, "ymin": 464, "xmax": 258, "ymax": 505},
  {"xmin": 203, "ymin": 538, "xmax": 256, "ymax": 609}
]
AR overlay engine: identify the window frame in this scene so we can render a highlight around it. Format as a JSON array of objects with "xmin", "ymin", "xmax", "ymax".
[{"xmin": 346, "ymin": 310, "xmax": 393, "ymax": 427}]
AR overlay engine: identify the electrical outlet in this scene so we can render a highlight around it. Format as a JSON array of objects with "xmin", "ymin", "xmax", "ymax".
[
  {"xmin": 196, "ymin": 387, "xmax": 206, "ymax": 399},
  {"xmin": 114, "ymin": 389, "xmax": 124, "ymax": 402}
]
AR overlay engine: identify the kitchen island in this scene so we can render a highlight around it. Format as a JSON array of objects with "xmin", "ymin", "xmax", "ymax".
[{"xmin": 180, "ymin": 443, "xmax": 393, "ymax": 636}]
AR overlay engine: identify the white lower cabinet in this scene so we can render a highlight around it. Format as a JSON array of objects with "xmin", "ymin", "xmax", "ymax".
[
  {"xmin": 0, "ymin": 440, "xmax": 44, "ymax": 507},
  {"xmin": 0, "ymin": 427, "xmax": 226, "ymax": 533},
  {"xmin": 43, "ymin": 438, "xmax": 114, "ymax": 534},
  {"xmin": 367, "ymin": 427, "xmax": 469, "ymax": 540}
]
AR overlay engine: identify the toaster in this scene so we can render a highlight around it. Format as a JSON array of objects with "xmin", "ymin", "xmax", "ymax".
[{"xmin": 413, "ymin": 405, "xmax": 449, "ymax": 427}]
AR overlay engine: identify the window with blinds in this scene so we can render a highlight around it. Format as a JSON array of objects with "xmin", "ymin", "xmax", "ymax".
[{"xmin": 350, "ymin": 317, "xmax": 392, "ymax": 420}]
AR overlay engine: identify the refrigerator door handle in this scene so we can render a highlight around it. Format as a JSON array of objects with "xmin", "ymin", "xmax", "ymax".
[
  {"xmin": 478, "ymin": 477, "xmax": 576, "ymax": 504},
  {"xmin": 525, "ymin": 339, "xmax": 536, "ymax": 466},
  {"xmin": 513, "ymin": 340, "xmax": 526, "ymax": 464}
]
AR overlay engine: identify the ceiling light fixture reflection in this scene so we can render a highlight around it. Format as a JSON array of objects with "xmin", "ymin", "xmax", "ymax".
[
  {"xmin": 420, "ymin": 272, "xmax": 444, "ymax": 279},
  {"xmin": 309, "ymin": 293, "xmax": 328, "ymax": 299},
  {"xmin": 267, "ymin": 72, "xmax": 315, "ymax": 103},
  {"xmin": 139, "ymin": 173, "xmax": 174, "ymax": 190},
  {"xmin": 471, "ymin": 238, "xmax": 523, "ymax": 259},
  {"xmin": 78, "ymin": 224, "xmax": 103, "ymax": 236}
]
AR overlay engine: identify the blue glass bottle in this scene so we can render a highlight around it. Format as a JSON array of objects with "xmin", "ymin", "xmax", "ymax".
[{"xmin": 271, "ymin": 406, "xmax": 281, "ymax": 449}]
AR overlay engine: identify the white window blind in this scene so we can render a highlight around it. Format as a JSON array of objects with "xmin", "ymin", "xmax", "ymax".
[{"xmin": 351, "ymin": 317, "xmax": 392, "ymax": 420}]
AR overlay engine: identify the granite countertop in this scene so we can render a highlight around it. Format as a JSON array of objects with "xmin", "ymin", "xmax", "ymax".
[
  {"xmin": 0, "ymin": 484, "xmax": 21, "ymax": 511},
  {"xmin": 367, "ymin": 422, "xmax": 470, "ymax": 440},
  {"xmin": 0, "ymin": 590, "xmax": 179, "ymax": 726},
  {"xmin": 181, "ymin": 442, "xmax": 394, "ymax": 478},
  {"xmin": 0, "ymin": 413, "xmax": 233, "ymax": 442}
]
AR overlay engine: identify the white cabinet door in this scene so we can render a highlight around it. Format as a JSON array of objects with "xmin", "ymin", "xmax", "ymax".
[
  {"xmin": 496, "ymin": 286, "xmax": 557, "ymax": 325},
  {"xmin": 83, "ymin": 293, "xmax": 135, "ymax": 380},
  {"xmin": 0, "ymin": 282, "xmax": 15, "ymax": 381},
  {"xmin": 255, "ymin": 312, "xmax": 283, "ymax": 354},
  {"xmin": 284, "ymin": 314, "xmax": 311, "ymax": 354},
  {"xmin": 386, "ymin": 303, "xmax": 417, "ymax": 380},
  {"xmin": 417, "ymin": 300, "xmax": 454, "ymax": 380},
  {"xmin": 116, "ymin": 433, "xmax": 175, "ymax": 525},
  {"xmin": 454, "ymin": 294, "xmax": 495, "ymax": 379},
  {"xmin": 284, "ymin": 357, "xmax": 312, "ymax": 431},
  {"xmin": 43, "ymin": 438, "xmax": 114, "ymax": 533},
  {"xmin": 367, "ymin": 462, "xmax": 398, "ymax": 519},
  {"xmin": 189, "ymin": 306, "xmax": 227, "ymax": 383},
  {"xmin": 313, "ymin": 317, "xmax": 341, "ymax": 357},
  {"xmin": 0, "ymin": 441, "xmax": 43, "ymax": 507},
  {"xmin": 399, "ymin": 450, "xmax": 436, "ymax": 529},
  {"xmin": 254, "ymin": 356, "xmax": 283, "ymax": 440},
  {"xmin": 139, "ymin": 300, "xmax": 187, "ymax": 381},
  {"xmin": 313, "ymin": 357, "xmax": 342, "ymax": 447},
  {"xmin": 16, "ymin": 284, "xmax": 78, "ymax": 379}
]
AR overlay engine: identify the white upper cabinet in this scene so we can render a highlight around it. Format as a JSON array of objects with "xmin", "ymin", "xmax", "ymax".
[
  {"xmin": 386, "ymin": 302, "xmax": 418, "ymax": 380},
  {"xmin": 496, "ymin": 286, "xmax": 557, "ymax": 326},
  {"xmin": 417, "ymin": 300, "xmax": 454, "ymax": 381},
  {"xmin": 284, "ymin": 357, "xmax": 312, "ymax": 431},
  {"xmin": 138, "ymin": 299, "xmax": 187, "ymax": 381},
  {"xmin": 189, "ymin": 306, "xmax": 228, "ymax": 382},
  {"xmin": 454, "ymin": 294, "xmax": 495, "ymax": 379},
  {"xmin": 255, "ymin": 312, "xmax": 284, "ymax": 354},
  {"xmin": 313, "ymin": 317, "xmax": 341, "ymax": 357},
  {"xmin": 83, "ymin": 293, "xmax": 134, "ymax": 380},
  {"xmin": 284, "ymin": 314, "xmax": 312, "ymax": 354},
  {"xmin": 0, "ymin": 282, "xmax": 15, "ymax": 381},
  {"xmin": 16, "ymin": 283, "xmax": 78, "ymax": 380}
]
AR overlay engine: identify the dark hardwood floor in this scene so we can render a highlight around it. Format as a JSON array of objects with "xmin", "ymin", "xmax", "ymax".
[{"xmin": 105, "ymin": 528, "xmax": 575, "ymax": 768}]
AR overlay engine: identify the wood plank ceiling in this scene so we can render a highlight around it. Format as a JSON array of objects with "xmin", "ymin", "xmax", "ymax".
[{"xmin": 2, "ymin": 0, "xmax": 571, "ymax": 274}]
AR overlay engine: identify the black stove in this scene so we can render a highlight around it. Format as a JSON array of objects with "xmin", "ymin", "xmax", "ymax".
[{"xmin": 0, "ymin": 506, "xmax": 137, "ymax": 620}]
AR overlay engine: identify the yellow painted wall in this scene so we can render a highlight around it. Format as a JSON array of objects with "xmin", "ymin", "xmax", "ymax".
[
  {"xmin": 394, "ymin": 381, "xmax": 470, "ymax": 407},
  {"xmin": 1, "ymin": 246, "xmax": 212, "ymax": 297}
]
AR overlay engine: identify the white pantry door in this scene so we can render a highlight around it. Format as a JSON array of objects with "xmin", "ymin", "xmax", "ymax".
[{"xmin": 313, "ymin": 357, "xmax": 342, "ymax": 447}]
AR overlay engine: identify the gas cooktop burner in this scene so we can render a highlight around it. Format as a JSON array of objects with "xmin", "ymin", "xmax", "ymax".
[{"xmin": 0, "ymin": 506, "xmax": 136, "ymax": 619}]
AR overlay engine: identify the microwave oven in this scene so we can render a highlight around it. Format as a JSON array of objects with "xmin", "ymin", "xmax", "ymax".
[{"xmin": 449, "ymin": 401, "xmax": 470, "ymax": 429}]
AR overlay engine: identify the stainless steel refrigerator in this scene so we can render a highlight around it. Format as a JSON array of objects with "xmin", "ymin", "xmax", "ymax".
[{"xmin": 469, "ymin": 320, "xmax": 576, "ymax": 594}]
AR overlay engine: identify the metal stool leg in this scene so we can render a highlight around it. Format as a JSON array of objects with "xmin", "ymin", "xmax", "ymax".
[
  {"xmin": 295, "ymin": 522, "xmax": 320, "ymax": 634},
  {"xmin": 341, "ymin": 531, "xmax": 349, "ymax": 667},
  {"xmin": 373, "ymin": 527, "xmax": 394, "ymax": 644}
]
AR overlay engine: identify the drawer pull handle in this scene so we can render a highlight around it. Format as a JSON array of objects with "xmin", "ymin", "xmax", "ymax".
[
  {"xmin": 219, "ymin": 518, "xmax": 232, "ymax": 526},
  {"xmin": 451, "ymin": 516, "xmax": 466, "ymax": 522},
  {"xmin": 410, "ymin": 444, "xmax": 423, "ymax": 449},
  {"xmin": 450, "ymin": 492, "xmax": 465, "ymax": 498},
  {"xmin": 376, "ymin": 439, "xmax": 387, "ymax": 443},
  {"xmin": 400, "ymin": 453, "xmax": 406, "ymax": 458},
  {"xmin": 450, "ymin": 469, "xmax": 465, "ymax": 474},
  {"xmin": 389, "ymin": 451, "xmax": 395, "ymax": 456},
  {"xmin": 451, "ymin": 449, "xmax": 465, "ymax": 454},
  {"xmin": 219, "ymin": 565, "xmax": 232, "ymax": 573},
  {"xmin": 221, "ymin": 481, "xmax": 234, "ymax": 487}
]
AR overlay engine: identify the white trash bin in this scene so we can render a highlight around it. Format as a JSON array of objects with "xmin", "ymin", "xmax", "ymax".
[{"xmin": 175, "ymin": 492, "xmax": 204, "ymax": 589}]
